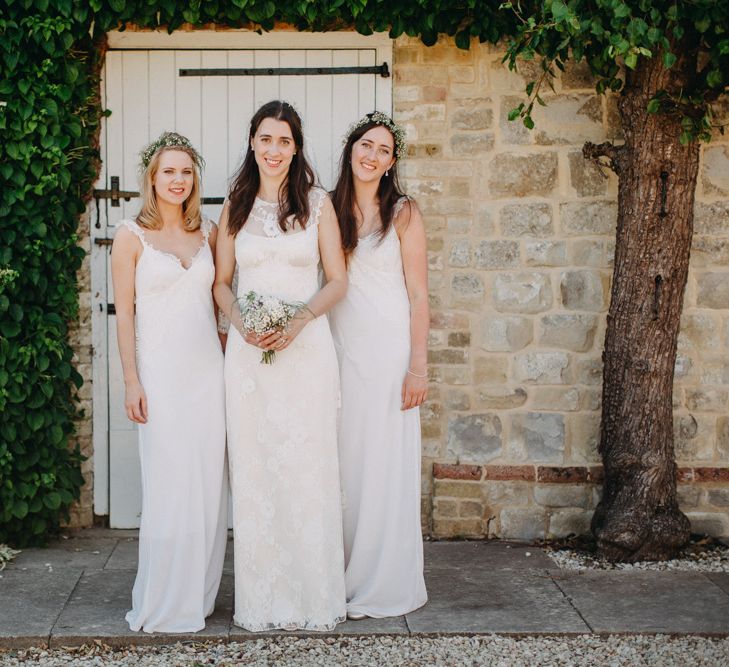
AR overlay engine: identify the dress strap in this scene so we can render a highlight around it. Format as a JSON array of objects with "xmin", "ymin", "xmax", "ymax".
[
  {"xmin": 201, "ymin": 217, "xmax": 214, "ymax": 241},
  {"xmin": 309, "ymin": 188, "xmax": 327, "ymax": 227},
  {"xmin": 393, "ymin": 196, "xmax": 410, "ymax": 220},
  {"xmin": 120, "ymin": 219, "xmax": 148, "ymax": 244}
]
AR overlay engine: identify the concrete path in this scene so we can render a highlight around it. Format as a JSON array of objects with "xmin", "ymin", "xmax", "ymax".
[{"xmin": 1, "ymin": 530, "xmax": 728, "ymax": 648}]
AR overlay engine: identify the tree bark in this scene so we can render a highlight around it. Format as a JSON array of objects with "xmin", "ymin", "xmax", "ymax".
[{"xmin": 590, "ymin": 49, "xmax": 699, "ymax": 561}]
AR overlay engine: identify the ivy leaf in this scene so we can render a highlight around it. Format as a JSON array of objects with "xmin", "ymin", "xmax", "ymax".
[
  {"xmin": 646, "ymin": 98, "xmax": 660, "ymax": 114},
  {"xmin": 43, "ymin": 493, "xmax": 62, "ymax": 510},
  {"xmin": 663, "ymin": 52, "xmax": 677, "ymax": 69},
  {"xmin": 707, "ymin": 69, "xmax": 723, "ymax": 88},
  {"xmin": 625, "ymin": 52, "xmax": 638, "ymax": 69}
]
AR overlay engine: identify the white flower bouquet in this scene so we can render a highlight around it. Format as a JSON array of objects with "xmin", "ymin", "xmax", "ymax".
[{"xmin": 233, "ymin": 291, "xmax": 304, "ymax": 364}]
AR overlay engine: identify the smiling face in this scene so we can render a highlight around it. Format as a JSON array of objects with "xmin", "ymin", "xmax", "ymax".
[
  {"xmin": 251, "ymin": 117, "xmax": 297, "ymax": 180},
  {"xmin": 350, "ymin": 125, "xmax": 396, "ymax": 184},
  {"xmin": 152, "ymin": 149, "xmax": 195, "ymax": 206}
]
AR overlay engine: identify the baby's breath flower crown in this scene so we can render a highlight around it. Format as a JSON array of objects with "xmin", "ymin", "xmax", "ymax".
[
  {"xmin": 140, "ymin": 131, "xmax": 204, "ymax": 171},
  {"xmin": 345, "ymin": 111, "xmax": 407, "ymax": 160}
]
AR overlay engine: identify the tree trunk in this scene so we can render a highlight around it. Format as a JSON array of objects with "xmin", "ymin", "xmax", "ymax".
[{"xmin": 590, "ymin": 49, "xmax": 699, "ymax": 561}]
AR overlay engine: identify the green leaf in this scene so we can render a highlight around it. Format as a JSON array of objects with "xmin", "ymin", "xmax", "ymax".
[
  {"xmin": 625, "ymin": 52, "xmax": 638, "ymax": 70},
  {"xmin": 12, "ymin": 500, "xmax": 28, "ymax": 520},
  {"xmin": 550, "ymin": 1, "xmax": 568, "ymax": 20},
  {"xmin": 707, "ymin": 69, "xmax": 723, "ymax": 89},
  {"xmin": 523, "ymin": 115, "xmax": 534, "ymax": 130},
  {"xmin": 43, "ymin": 492, "xmax": 61, "ymax": 510},
  {"xmin": 646, "ymin": 98, "xmax": 660, "ymax": 114},
  {"xmin": 663, "ymin": 52, "xmax": 677, "ymax": 69}
]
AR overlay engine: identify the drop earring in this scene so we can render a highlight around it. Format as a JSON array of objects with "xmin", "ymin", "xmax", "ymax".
[{"xmin": 385, "ymin": 169, "xmax": 389, "ymax": 177}]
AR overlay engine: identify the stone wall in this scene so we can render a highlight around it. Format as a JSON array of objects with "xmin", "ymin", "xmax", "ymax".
[
  {"xmin": 67, "ymin": 32, "xmax": 729, "ymax": 538},
  {"xmin": 393, "ymin": 35, "xmax": 729, "ymax": 539}
]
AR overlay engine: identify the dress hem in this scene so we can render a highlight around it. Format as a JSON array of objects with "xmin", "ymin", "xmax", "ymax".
[
  {"xmin": 346, "ymin": 597, "xmax": 428, "ymax": 619},
  {"xmin": 232, "ymin": 614, "xmax": 346, "ymax": 633}
]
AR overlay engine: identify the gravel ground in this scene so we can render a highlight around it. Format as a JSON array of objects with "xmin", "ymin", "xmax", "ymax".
[
  {"xmin": 543, "ymin": 540, "xmax": 729, "ymax": 572},
  {"xmin": 1, "ymin": 636, "xmax": 728, "ymax": 667}
]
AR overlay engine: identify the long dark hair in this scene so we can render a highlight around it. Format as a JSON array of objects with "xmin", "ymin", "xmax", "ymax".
[
  {"xmin": 227, "ymin": 100, "xmax": 315, "ymax": 235},
  {"xmin": 331, "ymin": 118, "xmax": 407, "ymax": 259}
]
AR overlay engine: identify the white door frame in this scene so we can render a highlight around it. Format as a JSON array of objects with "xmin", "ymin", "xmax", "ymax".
[{"xmin": 91, "ymin": 28, "xmax": 393, "ymax": 518}]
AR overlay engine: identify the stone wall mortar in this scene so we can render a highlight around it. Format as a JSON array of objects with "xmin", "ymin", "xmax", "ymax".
[{"xmin": 394, "ymin": 35, "xmax": 729, "ymax": 538}]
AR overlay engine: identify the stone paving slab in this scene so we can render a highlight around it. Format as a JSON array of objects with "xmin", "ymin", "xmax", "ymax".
[
  {"xmin": 425, "ymin": 540, "xmax": 554, "ymax": 571},
  {"xmin": 553, "ymin": 571, "xmax": 729, "ymax": 635},
  {"xmin": 9, "ymin": 538, "xmax": 115, "ymax": 571},
  {"xmin": 0, "ymin": 568, "xmax": 84, "ymax": 649},
  {"xmin": 103, "ymin": 539, "xmax": 139, "ymax": 570},
  {"xmin": 405, "ymin": 565, "xmax": 589, "ymax": 634},
  {"xmin": 707, "ymin": 572, "xmax": 729, "ymax": 596}
]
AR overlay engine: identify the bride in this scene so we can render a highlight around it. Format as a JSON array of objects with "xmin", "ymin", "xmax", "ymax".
[{"xmin": 213, "ymin": 100, "xmax": 348, "ymax": 631}]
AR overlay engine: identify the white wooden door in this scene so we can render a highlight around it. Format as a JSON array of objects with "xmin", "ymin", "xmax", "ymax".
[{"xmin": 91, "ymin": 43, "xmax": 391, "ymax": 528}]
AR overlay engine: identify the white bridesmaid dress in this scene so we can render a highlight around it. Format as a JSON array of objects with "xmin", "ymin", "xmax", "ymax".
[
  {"xmin": 329, "ymin": 198, "xmax": 428, "ymax": 618},
  {"xmin": 224, "ymin": 189, "xmax": 346, "ymax": 631},
  {"xmin": 121, "ymin": 218, "xmax": 228, "ymax": 633}
]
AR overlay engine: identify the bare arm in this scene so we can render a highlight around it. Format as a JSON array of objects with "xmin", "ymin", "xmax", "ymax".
[
  {"xmin": 212, "ymin": 203, "xmax": 237, "ymax": 325},
  {"xmin": 110, "ymin": 226, "xmax": 147, "ymax": 423},
  {"xmin": 396, "ymin": 200, "xmax": 429, "ymax": 410},
  {"xmin": 207, "ymin": 221, "xmax": 227, "ymax": 350}
]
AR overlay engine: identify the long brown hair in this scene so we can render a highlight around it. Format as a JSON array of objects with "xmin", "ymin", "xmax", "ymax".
[
  {"xmin": 227, "ymin": 100, "xmax": 315, "ymax": 236},
  {"xmin": 331, "ymin": 118, "xmax": 407, "ymax": 259},
  {"xmin": 136, "ymin": 146, "xmax": 203, "ymax": 231}
]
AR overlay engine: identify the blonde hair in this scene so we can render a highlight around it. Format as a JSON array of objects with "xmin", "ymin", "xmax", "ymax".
[{"xmin": 136, "ymin": 146, "xmax": 203, "ymax": 231}]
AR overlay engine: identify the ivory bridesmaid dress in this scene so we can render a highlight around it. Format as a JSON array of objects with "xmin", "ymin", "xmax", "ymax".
[
  {"xmin": 121, "ymin": 218, "xmax": 228, "ymax": 633},
  {"xmin": 330, "ymin": 198, "xmax": 428, "ymax": 618}
]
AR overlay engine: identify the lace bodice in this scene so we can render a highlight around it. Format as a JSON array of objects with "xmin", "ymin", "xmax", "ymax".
[{"xmin": 233, "ymin": 188, "xmax": 327, "ymax": 304}]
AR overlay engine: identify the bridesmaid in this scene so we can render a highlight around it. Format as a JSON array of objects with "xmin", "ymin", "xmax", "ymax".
[
  {"xmin": 111, "ymin": 132, "xmax": 228, "ymax": 632},
  {"xmin": 330, "ymin": 112, "xmax": 429, "ymax": 619}
]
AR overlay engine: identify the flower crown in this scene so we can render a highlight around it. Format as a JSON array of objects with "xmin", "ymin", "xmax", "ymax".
[
  {"xmin": 140, "ymin": 131, "xmax": 204, "ymax": 170},
  {"xmin": 345, "ymin": 111, "xmax": 407, "ymax": 160}
]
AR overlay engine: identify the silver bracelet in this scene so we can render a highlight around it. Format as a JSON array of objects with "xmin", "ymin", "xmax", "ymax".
[{"xmin": 407, "ymin": 368, "xmax": 428, "ymax": 378}]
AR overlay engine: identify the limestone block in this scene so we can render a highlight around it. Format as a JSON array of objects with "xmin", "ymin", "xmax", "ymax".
[
  {"xmin": 690, "ymin": 237, "xmax": 729, "ymax": 268},
  {"xmin": 539, "ymin": 313, "xmax": 598, "ymax": 352},
  {"xmin": 432, "ymin": 518, "xmax": 485, "ymax": 538},
  {"xmin": 560, "ymin": 270, "xmax": 607, "ymax": 311},
  {"xmin": 511, "ymin": 412, "xmax": 566, "ymax": 463},
  {"xmin": 577, "ymin": 358, "xmax": 603, "ymax": 385},
  {"xmin": 451, "ymin": 273, "xmax": 485, "ymax": 305},
  {"xmin": 678, "ymin": 312, "xmax": 721, "ymax": 350},
  {"xmin": 694, "ymin": 200, "xmax": 729, "ymax": 235},
  {"xmin": 397, "ymin": 103, "xmax": 446, "ymax": 122},
  {"xmin": 422, "ymin": 197, "xmax": 472, "ymax": 216},
  {"xmin": 459, "ymin": 499, "xmax": 486, "ymax": 519},
  {"xmin": 674, "ymin": 355, "xmax": 694, "ymax": 381},
  {"xmin": 431, "ymin": 365, "xmax": 472, "ymax": 385},
  {"xmin": 449, "ymin": 133, "xmax": 495, "ymax": 156},
  {"xmin": 499, "ymin": 203, "xmax": 553, "ymax": 237},
  {"xmin": 448, "ymin": 180, "xmax": 471, "ymax": 197},
  {"xmin": 548, "ymin": 509, "xmax": 594, "ymax": 538},
  {"xmin": 493, "ymin": 272, "xmax": 553, "ymax": 313},
  {"xmin": 420, "ymin": 402, "xmax": 442, "ymax": 439},
  {"xmin": 475, "ymin": 240, "xmax": 520, "ymax": 269},
  {"xmin": 481, "ymin": 315, "xmax": 533, "ymax": 352},
  {"xmin": 568, "ymin": 413, "xmax": 601, "ymax": 463},
  {"xmin": 525, "ymin": 241, "xmax": 568, "ymax": 267},
  {"xmin": 581, "ymin": 388, "xmax": 602, "ymax": 411},
  {"xmin": 447, "ymin": 216, "xmax": 473, "ymax": 234},
  {"xmin": 533, "ymin": 95, "xmax": 605, "ymax": 145},
  {"xmin": 696, "ymin": 273, "xmax": 729, "ymax": 309},
  {"xmin": 448, "ymin": 239, "xmax": 472, "ymax": 267},
  {"xmin": 448, "ymin": 332, "xmax": 471, "ymax": 347},
  {"xmin": 474, "ymin": 356, "xmax": 509, "ymax": 384},
  {"xmin": 434, "ymin": 479, "xmax": 483, "ymax": 499},
  {"xmin": 701, "ymin": 145, "xmax": 729, "ymax": 196},
  {"xmin": 568, "ymin": 150, "xmax": 608, "ymax": 197},
  {"xmin": 685, "ymin": 388, "xmax": 729, "ymax": 412},
  {"xmin": 488, "ymin": 152, "xmax": 558, "ymax": 197},
  {"xmin": 700, "ymin": 357, "xmax": 729, "ymax": 385},
  {"xmin": 499, "ymin": 507, "xmax": 547, "ymax": 540},
  {"xmin": 417, "ymin": 161, "xmax": 473, "ymax": 178},
  {"xmin": 678, "ymin": 485, "xmax": 703, "ymax": 509},
  {"xmin": 561, "ymin": 201, "xmax": 617, "ymax": 236},
  {"xmin": 569, "ymin": 239, "xmax": 608, "ymax": 267},
  {"xmin": 687, "ymin": 512, "xmax": 729, "ymax": 537},
  {"xmin": 423, "ymin": 85, "xmax": 447, "ymax": 101},
  {"xmin": 429, "ymin": 349, "xmax": 468, "ymax": 364},
  {"xmin": 434, "ymin": 499, "xmax": 459, "ymax": 518},
  {"xmin": 674, "ymin": 414, "xmax": 715, "ymax": 462},
  {"xmin": 451, "ymin": 101, "xmax": 493, "ymax": 130},
  {"xmin": 561, "ymin": 60, "xmax": 595, "ymax": 89},
  {"xmin": 514, "ymin": 352, "xmax": 570, "ymax": 384},
  {"xmin": 476, "ymin": 206, "xmax": 495, "ymax": 235},
  {"xmin": 394, "ymin": 85, "xmax": 420, "ymax": 102},
  {"xmin": 444, "ymin": 389, "xmax": 471, "ymax": 411},
  {"xmin": 446, "ymin": 413, "xmax": 503, "ymax": 463},
  {"xmin": 535, "ymin": 484, "xmax": 592, "ymax": 509},
  {"xmin": 499, "ymin": 96, "xmax": 533, "ymax": 145},
  {"xmin": 708, "ymin": 489, "xmax": 729, "ymax": 508},
  {"xmin": 531, "ymin": 387, "xmax": 580, "ymax": 412},
  {"xmin": 483, "ymin": 481, "xmax": 533, "ymax": 505},
  {"xmin": 477, "ymin": 387, "xmax": 528, "ymax": 409},
  {"xmin": 718, "ymin": 416, "xmax": 729, "ymax": 460}
]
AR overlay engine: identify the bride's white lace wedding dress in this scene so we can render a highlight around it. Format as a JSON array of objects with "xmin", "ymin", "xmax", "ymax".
[{"xmin": 224, "ymin": 188, "xmax": 346, "ymax": 631}]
